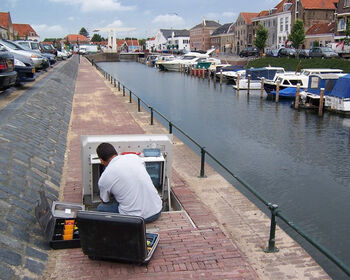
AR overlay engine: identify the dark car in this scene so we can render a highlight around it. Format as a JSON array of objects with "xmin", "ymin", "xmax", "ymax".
[
  {"xmin": 278, "ymin": 47, "xmax": 297, "ymax": 57},
  {"xmin": 0, "ymin": 46, "xmax": 17, "ymax": 90},
  {"xmin": 298, "ymin": 49, "xmax": 310, "ymax": 58},
  {"xmin": 265, "ymin": 49, "xmax": 278, "ymax": 57},
  {"xmin": 239, "ymin": 47, "xmax": 259, "ymax": 57},
  {"xmin": 309, "ymin": 47, "xmax": 338, "ymax": 58},
  {"xmin": 14, "ymin": 57, "xmax": 35, "ymax": 85},
  {"xmin": 39, "ymin": 43, "xmax": 58, "ymax": 56}
]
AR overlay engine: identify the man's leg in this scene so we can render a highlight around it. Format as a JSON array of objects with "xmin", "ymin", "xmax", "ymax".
[
  {"xmin": 97, "ymin": 201, "xmax": 119, "ymax": 213},
  {"xmin": 144, "ymin": 211, "xmax": 161, "ymax": 223}
]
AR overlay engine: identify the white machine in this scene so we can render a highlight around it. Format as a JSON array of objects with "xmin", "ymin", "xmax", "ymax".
[{"xmin": 81, "ymin": 134, "xmax": 173, "ymax": 209}]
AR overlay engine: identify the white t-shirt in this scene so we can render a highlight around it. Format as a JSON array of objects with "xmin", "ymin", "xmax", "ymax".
[{"xmin": 98, "ymin": 154, "xmax": 162, "ymax": 219}]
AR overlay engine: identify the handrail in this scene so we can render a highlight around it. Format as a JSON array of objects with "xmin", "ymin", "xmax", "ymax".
[{"xmin": 87, "ymin": 57, "xmax": 350, "ymax": 278}]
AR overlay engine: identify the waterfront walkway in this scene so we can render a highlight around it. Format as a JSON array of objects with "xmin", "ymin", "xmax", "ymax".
[
  {"xmin": 41, "ymin": 57, "xmax": 329, "ymax": 279},
  {"xmin": 0, "ymin": 55, "xmax": 330, "ymax": 279}
]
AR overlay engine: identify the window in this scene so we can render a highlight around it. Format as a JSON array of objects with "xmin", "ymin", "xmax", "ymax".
[
  {"xmin": 285, "ymin": 17, "xmax": 289, "ymax": 32},
  {"xmin": 344, "ymin": 0, "xmax": 350, "ymax": 7},
  {"xmin": 338, "ymin": 18, "xmax": 346, "ymax": 31},
  {"xmin": 310, "ymin": 77, "xmax": 319, "ymax": 88},
  {"xmin": 183, "ymin": 39, "xmax": 189, "ymax": 44},
  {"xmin": 280, "ymin": 18, "xmax": 283, "ymax": 32}
]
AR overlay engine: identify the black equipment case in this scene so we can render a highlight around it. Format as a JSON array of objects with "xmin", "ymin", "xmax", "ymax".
[
  {"xmin": 76, "ymin": 211, "xmax": 159, "ymax": 264},
  {"xmin": 35, "ymin": 191, "xmax": 84, "ymax": 249}
]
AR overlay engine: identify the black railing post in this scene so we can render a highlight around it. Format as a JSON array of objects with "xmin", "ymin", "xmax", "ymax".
[
  {"xmin": 118, "ymin": 82, "xmax": 120, "ymax": 91},
  {"xmin": 150, "ymin": 107, "xmax": 154, "ymax": 125},
  {"xmin": 199, "ymin": 147, "xmax": 206, "ymax": 178},
  {"xmin": 114, "ymin": 78, "xmax": 116, "ymax": 87},
  {"xmin": 264, "ymin": 203, "xmax": 279, "ymax": 253},
  {"xmin": 169, "ymin": 122, "xmax": 173, "ymax": 134},
  {"xmin": 138, "ymin": 98, "xmax": 141, "ymax": 112},
  {"xmin": 123, "ymin": 86, "xmax": 125, "ymax": 96},
  {"xmin": 129, "ymin": 90, "xmax": 132, "ymax": 103},
  {"xmin": 110, "ymin": 75, "xmax": 113, "ymax": 84}
]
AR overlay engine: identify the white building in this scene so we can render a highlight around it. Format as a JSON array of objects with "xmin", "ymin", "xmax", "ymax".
[
  {"xmin": 145, "ymin": 37, "xmax": 156, "ymax": 52},
  {"xmin": 252, "ymin": 0, "xmax": 292, "ymax": 50},
  {"xmin": 150, "ymin": 29, "xmax": 190, "ymax": 52}
]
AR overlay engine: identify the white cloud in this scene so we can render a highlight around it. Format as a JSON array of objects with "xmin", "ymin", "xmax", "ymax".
[
  {"xmin": 144, "ymin": 10, "xmax": 152, "ymax": 16},
  {"xmin": 32, "ymin": 24, "xmax": 65, "ymax": 38},
  {"xmin": 49, "ymin": 0, "xmax": 135, "ymax": 12},
  {"xmin": 68, "ymin": 17, "xmax": 75, "ymax": 21},
  {"xmin": 152, "ymin": 14, "xmax": 185, "ymax": 27},
  {"xmin": 105, "ymin": 20, "xmax": 123, "ymax": 28}
]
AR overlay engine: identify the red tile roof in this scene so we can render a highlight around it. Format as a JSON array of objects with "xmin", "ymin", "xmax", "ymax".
[
  {"xmin": 0, "ymin": 12, "xmax": 11, "ymax": 29},
  {"xmin": 257, "ymin": 10, "xmax": 270, "ymax": 17},
  {"xmin": 116, "ymin": 39, "xmax": 140, "ymax": 47},
  {"xmin": 301, "ymin": 0, "xmax": 338, "ymax": 10},
  {"xmin": 306, "ymin": 22, "xmax": 335, "ymax": 35},
  {"xmin": 241, "ymin": 12, "xmax": 259, "ymax": 24},
  {"xmin": 12, "ymin": 23, "xmax": 38, "ymax": 37},
  {"xmin": 65, "ymin": 34, "xmax": 89, "ymax": 42}
]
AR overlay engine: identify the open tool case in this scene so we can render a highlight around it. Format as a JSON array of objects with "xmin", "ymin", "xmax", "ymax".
[
  {"xmin": 76, "ymin": 211, "xmax": 160, "ymax": 264},
  {"xmin": 35, "ymin": 191, "xmax": 85, "ymax": 249}
]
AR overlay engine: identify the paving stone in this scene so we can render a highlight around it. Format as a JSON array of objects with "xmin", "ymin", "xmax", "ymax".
[
  {"xmin": 25, "ymin": 247, "xmax": 48, "ymax": 262},
  {"xmin": 11, "ymin": 226, "xmax": 30, "ymax": 243},
  {"xmin": 0, "ymin": 248, "xmax": 22, "ymax": 266},
  {"xmin": 0, "ymin": 263, "xmax": 15, "ymax": 280},
  {"xmin": 25, "ymin": 258, "xmax": 45, "ymax": 275},
  {"xmin": 0, "ymin": 232, "xmax": 22, "ymax": 250}
]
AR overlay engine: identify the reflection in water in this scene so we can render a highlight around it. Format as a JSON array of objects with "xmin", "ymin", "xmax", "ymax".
[{"xmin": 99, "ymin": 62, "xmax": 350, "ymax": 279}]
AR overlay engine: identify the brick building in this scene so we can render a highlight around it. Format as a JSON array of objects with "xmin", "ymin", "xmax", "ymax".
[
  {"xmin": 304, "ymin": 22, "xmax": 335, "ymax": 48},
  {"xmin": 63, "ymin": 34, "xmax": 90, "ymax": 45},
  {"xmin": 190, "ymin": 19, "xmax": 221, "ymax": 51},
  {"xmin": 12, "ymin": 23, "xmax": 39, "ymax": 40},
  {"xmin": 335, "ymin": 0, "xmax": 350, "ymax": 40},
  {"xmin": 0, "ymin": 12, "xmax": 14, "ymax": 40},
  {"xmin": 210, "ymin": 23, "xmax": 234, "ymax": 54},
  {"xmin": 291, "ymin": 0, "xmax": 338, "ymax": 31},
  {"xmin": 233, "ymin": 12, "xmax": 259, "ymax": 54}
]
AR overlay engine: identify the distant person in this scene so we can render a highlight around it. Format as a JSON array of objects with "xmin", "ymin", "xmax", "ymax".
[{"xmin": 96, "ymin": 143, "xmax": 162, "ymax": 223}]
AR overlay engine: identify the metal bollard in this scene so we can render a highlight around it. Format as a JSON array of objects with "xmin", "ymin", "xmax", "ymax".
[
  {"xmin": 123, "ymin": 86, "xmax": 125, "ymax": 96},
  {"xmin": 199, "ymin": 147, "xmax": 206, "ymax": 178},
  {"xmin": 247, "ymin": 74, "xmax": 251, "ymax": 95},
  {"xmin": 129, "ymin": 90, "xmax": 132, "ymax": 103},
  {"xmin": 264, "ymin": 203, "xmax": 279, "ymax": 253},
  {"xmin": 150, "ymin": 107, "xmax": 154, "ymax": 125},
  {"xmin": 169, "ymin": 122, "xmax": 173, "ymax": 134},
  {"xmin": 138, "ymin": 98, "xmax": 141, "ymax": 112},
  {"xmin": 114, "ymin": 78, "xmax": 116, "ymax": 87}
]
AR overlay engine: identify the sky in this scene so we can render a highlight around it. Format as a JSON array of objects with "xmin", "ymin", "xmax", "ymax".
[{"xmin": 2, "ymin": 0, "xmax": 281, "ymax": 40}]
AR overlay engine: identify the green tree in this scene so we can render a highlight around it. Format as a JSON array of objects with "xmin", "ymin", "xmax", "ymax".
[
  {"xmin": 79, "ymin": 27, "xmax": 89, "ymax": 38},
  {"xmin": 91, "ymin": 33, "xmax": 102, "ymax": 42},
  {"xmin": 138, "ymin": 39, "xmax": 146, "ymax": 49},
  {"xmin": 254, "ymin": 23, "xmax": 268, "ymax": 54},
  {"xmin": 288, "ymin": 19, "xmax": 305, "ymax": 50}
]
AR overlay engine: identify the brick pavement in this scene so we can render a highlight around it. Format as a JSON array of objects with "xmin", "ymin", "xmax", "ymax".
[
  {"xmin": 42, "ymin": 57, "xmax": 259, "ymax": 279},
  {"xmin": 0, "ymin": 57, "xmax": 78, "ymax": 279},
  {"xmin": 42, "ymin": 57, "xmax": 331, "ymax": 279}
]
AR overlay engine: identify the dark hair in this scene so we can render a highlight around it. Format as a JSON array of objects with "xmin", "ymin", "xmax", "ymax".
[{"xmin": 96, "ymin": 143, "xmax": 118, "ymax": 161}]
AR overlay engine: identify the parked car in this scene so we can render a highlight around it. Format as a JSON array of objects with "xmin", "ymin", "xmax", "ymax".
[
  {"xmin": 14, "ymin": 57, "xmax": 35, "ymax": 85},
  {"xmin": 0, "ymin": 46, "xmax": 17, "ymax": 90},
  {"xmin": 56, "ymin": 50, "xmax": 67, "ymax": 60},
  {"xmin": 39, "ymin": 43, "xmax": 58, "ymax": 56},
  {"xmin": 278, "ymin": 47, "xmax": 297, "ymax": 57},
  {"xmin": 309, "ymin": 47, "xmax": 339, "ymax": 58},
  {"xmin": 298, "ymin": 49, "xmax": 310, "ymax": 58},
  {"xmin": 265, "ymin": 49, "xmax": 279, "ymax": 57},
  {"xmin": 239, "ymin": 47, "xmax": 259, "ymax": 57},
  {"xmin": 0, "ymin": 39, "xmax": 46, "ymax": 70},
  {"xmin": 16, "ymin": 40, "xmax": 56, "ymax": 65}
]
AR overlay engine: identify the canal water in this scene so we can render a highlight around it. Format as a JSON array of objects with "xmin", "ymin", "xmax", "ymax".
[{"xmin": 98, "ymin": 61, "xmax": 350, "ymax": 279}]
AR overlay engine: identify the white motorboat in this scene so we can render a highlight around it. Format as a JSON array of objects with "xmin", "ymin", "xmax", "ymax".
[
  {"xmin": 160, "ymin": 49, "xmax": 215, "ymax": 71},
  {"xmin": 233, "ymin": 67, "xmax": 285, "ymax": 90},
  {"xmin": 264, "ymin": 68, "xmax": 344, "ymax": 93}
]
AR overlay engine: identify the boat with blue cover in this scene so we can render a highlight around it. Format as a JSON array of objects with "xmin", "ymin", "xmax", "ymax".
[{"xmin": 325, "ymin": 74, "xmax": 350, "ymax": 115}]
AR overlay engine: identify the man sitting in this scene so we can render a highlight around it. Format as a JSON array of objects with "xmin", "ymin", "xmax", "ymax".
[{"xmin": 96, "ymin": 142, "xmax": 162, "ymax": 223}]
